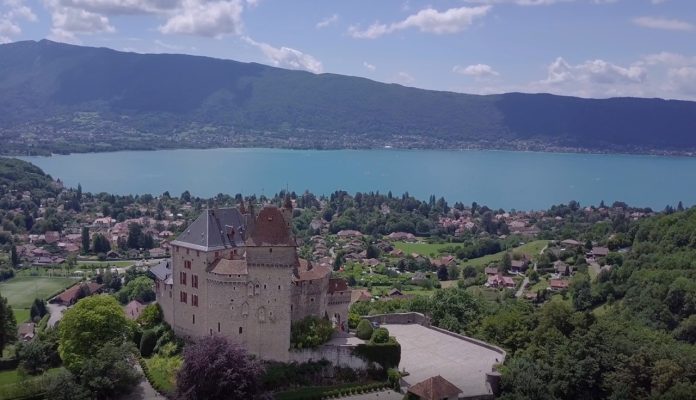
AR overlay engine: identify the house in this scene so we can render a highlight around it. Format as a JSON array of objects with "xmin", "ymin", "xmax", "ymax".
[
  {"xmin": 125, "ymin": 300, "xmax": 145, "ymax": 320},
  {"xmin": 149, "ymin": 247, "xmax": 168, "ymax": 258},
  {"xmin": 561, "ymin": 239, "xmax": 582, "ymax": 248},
  {"xmin": 407, "ymin": 375, "xmax": 462, "ymax": 400},
  {"xmin": 487, "ymin": 273, "xmax": 515, "ymax": 289},
  {"xmin": 336, "ymin": 230, "xmax": 363, "ymax": 238},
  {"xmin": 549, "ymin": 279, "xmax": 570, "ymax": 291},
  {"xmin": 589, "ymin": 247, "xmax": 610, "ymax": 258},
  {"xmin": 350, "ymin": 290, "xmax": 372, "ymax": 304},
  {"xmin": 390, "ymin": 249, "xmax": 405, "ymax": 257},
  {"xmin": 18, "ymin": 323, "xmax": 35, "ymax": 341},
  {"xmin": 386, "ymin": 232, "xmax": 416, "ymax": 241},
  {"xmin": 387, "ymin": 288, "xmax": 403, "ymax": 297},
  {"xmin": 485, "ymin": 267, "xmax": 499, "ymax": 276},
  {"xmin": 411, "ymin": 271, "xmax": 428, "ymax": 284},
  {"xmin": 510, "ymin": 259, "xmax": 530, "ymax": 274},
  {"xmin": 50, "ymin": 282, "xmax": 105, "ymax": 306},
  {"xmin": 554, "ymin": 261, "xmax": 572, "ymax": 276},
  {"xmin": 431, "ymin": 255, "xmax": 456, "ymax": 268},
  {"xmin": 44, "ymin": 231, "xmax": 60, "ymax": 244}
]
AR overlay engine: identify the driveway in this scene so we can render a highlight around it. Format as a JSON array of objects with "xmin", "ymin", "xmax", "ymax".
[
  {"xmin": 47, "ymin": 303, "xmax": 66, "ymax": 327},
  {"xmin": 382, "ymin": 324, "xmax": 502, "ymax": 398}
]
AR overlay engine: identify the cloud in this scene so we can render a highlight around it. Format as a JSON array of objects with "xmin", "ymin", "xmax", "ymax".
[
  {"xmin": 395, "ymin": 71, "xmax": 415, "ymax": 84},
  {"xmin": 0, "ymin": 0, "xmax": 36, "ymax": 42},
  {"xmin": 158, "ymin": 0, "xmax": 244, "ymax": 37},
  {"xmin": 642, "ymin": 52, "xmax": 696, "ymax": 67},
  {"xmin": 316, "ymin": 13, "xmax": 338, "ymax": 29},
  {"xmin": 463, "ymin": 0, "xmax": 571, "ymax": 5},
  {"xmin": 453, "ymin": 63, "xmax": 499, "ymax": 77},
  {"xmin": 243, "ymin": 36, "xmax": 323, "ymax": 73},
  {"xmin": 348, "ymin": 5, "xmax": 490, "ymax": 39},
  {"xmin": 363, "ymin": 61, "xmax": 376, "ymax": 71},
  {"xmin": 543, "ymin": 57, "xmax": 646, "ymax": 85},
  {"xmin": 668, "ymin": 67, "xmax": 696, "ymax": 95},
  {"xmin": 633, "ymin": 16, "xmax": 694, "ymax": 31}
]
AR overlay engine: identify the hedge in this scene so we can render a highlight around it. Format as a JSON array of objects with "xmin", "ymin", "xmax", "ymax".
[
  {"xmin": 274, "ymin": 381, "xmax": 390, "ymax": 400},
  {"xmin": 352, "ymin": 338, "xmax": 401, "ymax": 369}
]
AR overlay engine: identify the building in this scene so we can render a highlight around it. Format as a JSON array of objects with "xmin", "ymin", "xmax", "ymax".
[
  {"xmin": 152, "ymin": 203, "xmax": 350, "ymax": 361},
  {"xmin": 406, "ymin": 375, "xmax": 462, "ymax": 400}
]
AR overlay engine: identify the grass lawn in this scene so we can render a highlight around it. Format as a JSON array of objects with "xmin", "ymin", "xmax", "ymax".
[
  {"xmin": 12, "ymin": 308, "xmax": 30, "ymax": 324},
  {"xmin": 466, "ymin": 286, "xmax": 503, "ymax": 302},
  {"xmin": 393, "ymin": 241, "xmax": 458, "ymax": 257},
  {"xmin": 0, "ymin": 276, "xmax": 77, "ymax": 308},
  {"xmin": 0, "ymin": 367, "xmax": 62, "ymax": 386},
  {"xmin": 440, "ymin": 280, "xmax": 458, "ymax": 289},
  {"xmin": 145, "ymin": 355, "xmax": 182, "ymax": 394},
  {"xmin": 462, "ymin": 240, "xmax": 549, "ymax": 268},
  {"xmin": 529, "ymin": 278, "xmax": 549, "ymax": 292}
]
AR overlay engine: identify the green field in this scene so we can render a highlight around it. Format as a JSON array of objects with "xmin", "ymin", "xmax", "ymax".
[
  {"xmin": 462, "ymin": 240, "xmax": 549, "ymax": 268},
  {"xmin": 393, "ymin": 242, "xmax": 458, "ymax": 257},
  {"xmin": 12, "ymin": 308, "xmax": 30, "ymax": 324},
  {"xmin": 0, "ymin": 277, "xmax": 77, "ymax": 309}
]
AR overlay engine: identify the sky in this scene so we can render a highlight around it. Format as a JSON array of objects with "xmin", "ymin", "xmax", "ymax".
[{"xmin": 1, "ymin": 0, "xmax": 696, "ymax": 100}]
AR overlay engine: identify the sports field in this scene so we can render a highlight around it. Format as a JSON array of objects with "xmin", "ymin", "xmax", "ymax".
[{"xmin": 0, "ymin": 276, "xmax": 77, "ymax": 309}]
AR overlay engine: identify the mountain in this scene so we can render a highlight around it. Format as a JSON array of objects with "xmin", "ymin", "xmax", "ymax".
[{"xmin": 1, "ymin": 39, "xmax": 695, "ymax": 155}]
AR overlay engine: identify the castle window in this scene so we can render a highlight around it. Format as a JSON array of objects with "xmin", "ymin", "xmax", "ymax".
[
  {"xmin": 278, "ymin": 285, "xmax": 281, "ymax": 290},
  {"xmin": 192, "ymin": 275, "xmax": 198, "ymax": 289},
  {"xmin": 263, "ymin": 284, "xmax": 266, "ymax": 289},
  {"xmin": 197, "ymin": 250, "xmax": 200, "ymax": 257},
  {"xmin": 169, "ymin": 291, "xmax": 172, "ymax": 298},
  {"xmin": 192, "ymin": 314, "xmax": 195, "ymax": 324},
  {"xmin": 180, "ymin": 272, "xmax": 187, "ymax": 285},
  {"xmin": 239, "ymin": 327, "xmax": 243, "ymax": 334},
  {"xmin": 184, "ymin": 260, "xmax": 191, "ymax": 269},
  {"xmin": 218, "ymin": 322, "xmax": 221, "ymax": 332},
  {"xmin": 192, "ymin": 294, "xmax": 198, "ymax": 307},
  {"xmin": 310, "ymin": 297, "xmax": 314, "ymax": 302},
  {"xmin": 180, "ymin": 291, "xmax": 187, "ymax": 303},
  {"xmin": 269, "ymin": 248, "xmax": 272, "ymax": 253},
  {"xmin": 186, "ymin": 249, "xmax": 189, "ymax": 255}
]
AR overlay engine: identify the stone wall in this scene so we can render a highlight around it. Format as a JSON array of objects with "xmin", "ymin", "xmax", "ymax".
[
  {"xmin": 364, "ymin": 312, "xmax": 430, "ymax": 326},
  {"xmin": 289, "ymin": 345, "xmax": 371, "ymax": 370}
]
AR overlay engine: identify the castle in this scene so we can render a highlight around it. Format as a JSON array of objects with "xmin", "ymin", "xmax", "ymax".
[{"xmin": 151, "ymin": 202, "xmax": 350, "ymax": 361}]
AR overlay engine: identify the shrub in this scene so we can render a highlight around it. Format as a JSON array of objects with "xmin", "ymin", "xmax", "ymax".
[
  {"xmin": 370, "ymin": 328, "xmax": 390, "ymax": 344},
  {"xmin": 290, "ymin": 316, "xmax": 334, "ymax": 349},
  {"xmin": 353, "ymin": 337, "xmax": 401, "ymax": 369},
  {"xmin": 387, "ymin": 368, "xmax": 401, "ymax": 389},
  {"xmin": 140, "ymin": 329, "xmax": 158, "ymax": 357},
  {"xmin": 356, "ymin": 319, "xmax": 374, "ymax": 340}
]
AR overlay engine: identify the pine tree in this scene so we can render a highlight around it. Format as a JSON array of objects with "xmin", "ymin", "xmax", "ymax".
[
  {"xmin": 0, "ymin": 295, "xmax": 17, "ymax": 353},
  {"xmin": 81, "ymin": 227, "xmax": 90, "ymax": 254},
  {"xmin": 10, "ymin": 245, "xmax": 18, "ymax": 267}
]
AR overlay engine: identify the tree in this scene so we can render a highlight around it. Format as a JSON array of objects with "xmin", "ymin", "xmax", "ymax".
[
  {"xmin": 429, "ymin": 288, "xmax": 482, "ymax": 334},
  {"xmin": 92, "ymin": 234, "xmax": 111, "ymax": 253},
  {"xmin": 437, "ymin": 265, "xmax": 449, "ymax": 281},
  {"xmin": 139, "ymin": 329, "xmax": 158, "ymax": 357},
  {"xmin": 117, "ymin": 276, "xmax": 155, "ymax": 304},
  {"xmin": 0, "ymin": 295, "xmax": 17, "ymax": 354},
  {"xmin": 176, "ymin": 336, "xmax": 263, "ymax": 400},
  {"xmin": 59, "ymin": 295, "xmax": 132, "ymax": 370},
  {"xmin": 137, "ymin": 303, "xmax": 163, "ymax": 329},
  {"xmin": 356, "ymin": 319, "xmax": 374, "ymax": 340},
  {"xmin": 17, "ymin": 338, "xmax": 52, "ymax": 374},
  {"xmin": 44, "ymin": 369, "xmax": 90, "ymax": 400},
  {"xmin": 79, "ymin": 341, "xmax": 141, "ymax": 399},
  {"xmin": 10, "ymin": 245, "xmax": 18, "ymax": 267},
  {"xmin": 30, "ymin": 298, "xmax": 47, "ymax": 321},
  {"xmin": 81, "ymin": 227, "xmax": 90, "ymax": 254},
  {"xmin": 502, "ymin": 252, "xmax": 512, "ymax": 270}
]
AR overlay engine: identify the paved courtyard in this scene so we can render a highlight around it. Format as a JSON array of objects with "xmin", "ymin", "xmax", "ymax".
[{"xmin": 382, "ymin": 324, "xmax": 503, "ymax": 398}]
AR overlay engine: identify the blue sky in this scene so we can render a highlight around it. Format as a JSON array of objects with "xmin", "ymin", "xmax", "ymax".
[{"xmin": 1, "ymin": 0, "xmax": 696, "ymax": 99}]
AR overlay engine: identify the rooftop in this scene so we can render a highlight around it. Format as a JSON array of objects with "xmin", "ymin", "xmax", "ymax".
[{"xmin": 172, "ymin": 208, "xmax": 246, "ymax": 251}]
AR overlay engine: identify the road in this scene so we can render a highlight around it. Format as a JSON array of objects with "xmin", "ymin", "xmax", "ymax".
[{"xmin": 515, "ymin": 243, "xmax": 548, "ymax": 298}]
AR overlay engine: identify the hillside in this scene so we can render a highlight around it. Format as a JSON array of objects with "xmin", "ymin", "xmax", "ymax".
[{"xmin": 1, "ymin": 40, "xmax": 695, "ymax": 155}]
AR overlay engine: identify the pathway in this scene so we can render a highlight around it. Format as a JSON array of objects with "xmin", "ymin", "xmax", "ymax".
[
  {"xmin": 47, "ymin": 303, "xmax": 66, "ymax": 327},
  {"xmin": 515, "ymin": 243, "xmax": 548, "ymax": 299}
]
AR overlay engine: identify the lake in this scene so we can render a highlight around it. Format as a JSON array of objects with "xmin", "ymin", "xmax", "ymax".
[{"xmin": 20, "ymin": 148, "xmax": 696, "ymax": 210}]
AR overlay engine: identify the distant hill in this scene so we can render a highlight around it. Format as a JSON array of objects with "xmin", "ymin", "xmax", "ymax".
[{"xmin": 1, "ymin": 40, "xmax": 695, "ymax": 155}]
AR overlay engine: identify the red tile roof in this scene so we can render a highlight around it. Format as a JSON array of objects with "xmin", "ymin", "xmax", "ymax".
[
  {"xmin": 247, "ymin": 207, "xmax": 294, "ymax": 246},
  {"xmin": 407, "ymin": 375, "xmax": 462, "ymax": 400},
  {"xmin": 328, "ymin": 278, "xmax": 348, "ymax": 294}
]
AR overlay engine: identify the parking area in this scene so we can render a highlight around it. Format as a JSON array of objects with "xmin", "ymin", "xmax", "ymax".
[{"xmin": 382, "ymin": 324, "xmax": 503, "ymax": 398}]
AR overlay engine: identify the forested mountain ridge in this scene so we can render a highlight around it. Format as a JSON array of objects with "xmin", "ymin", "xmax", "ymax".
[{"xmin": 1, "ymin": 40, "xmax": 696, "ymax": 155}]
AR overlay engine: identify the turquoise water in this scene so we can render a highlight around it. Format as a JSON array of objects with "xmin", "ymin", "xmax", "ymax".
[{"xmin": 20, "ymin": 148, "xmax": 696, "ymax": 210}]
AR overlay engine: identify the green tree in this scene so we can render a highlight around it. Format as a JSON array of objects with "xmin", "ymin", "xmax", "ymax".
[
  {"xmin": 92, "ymin": 234, "xmax": 111, "ymax": 253},
  {"xmin": 29, "ymin": 298, "xmax": 47, "ymax": 321},
  {"xmin": 0, "ymin": 295, "xmax": 17, "ymax": 354},
  {"xmin": 81, "ymin": 227, "xmax": 90, "ymax": 254},
  {"xmin": 429, "ymin": 288, "xmax": 482, "ymax": 334},
  {"xmin": 10, "ymin": 244, "xmax": 18, "ymax": 267},
  {"xmin": 79, "ymin": 341, "xmax": 142, "ymax": 399},
  {"xmin": 356, "ymin": 319, "xmax": 374, "ymax": 340},
  {"xmin": 137, "ymin": 303, "xmax": 163, "ymax": 329},
  {"xmin": 117, "ymin": 276, "xmax": 155, "ymax": 304},
  {"xmin": 59, "ymin": 295, "xmax": 132, "ymax": 370}
]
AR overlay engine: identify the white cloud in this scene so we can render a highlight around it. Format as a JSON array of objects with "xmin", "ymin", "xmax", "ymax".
[
  {"xmin": 453, "ymin": 63, "xmax": 499, "ymax": 77},
  {"xmin": 48, "ymin": 4, "xmax": 115, "ymax": 42},
  {"xmin": 316, "ymin": 13, "xmax": 338, "ymax": 29},
  {"xmin": 633, "ymin": 16, "xmax": 694, "ymax": 31},
  {"xmin": 668, "ymin": 67, "xmax": 696, "ymax": 95},
  {"xmin": 395, "ymin": 71, "xmax": 415, "ymax": 84},
  {"xmin": 56, "ymin": 0, "xmax": 179, "ymax": 15},
  {"xmin": 0, "ymin": 0, "xmax": 36, "ymax": 42},
  {"xmin": 159, "ymin": 0, "xmax": 244, "ymax": 37},
  {"xmin": 464, "ymin": 0, "xmax": 571, "ymax": 5},
  {"xmin": 363, "ymin": 61, "xmax": 375, "ymax": 71},
  {"xmin": 543, "ymin": 57, "xmax": 646, "ymax": 85},
  {"xmin": 243, "ymin": 36, "xmax": 323, "ymax": 74},
  {"xmin": 348, "ymin": 5, "xmax": 490, "ymax": 39},
  {"xmin": 642, "ymin": 52, "xmax": 696, "ymax": 67}
]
